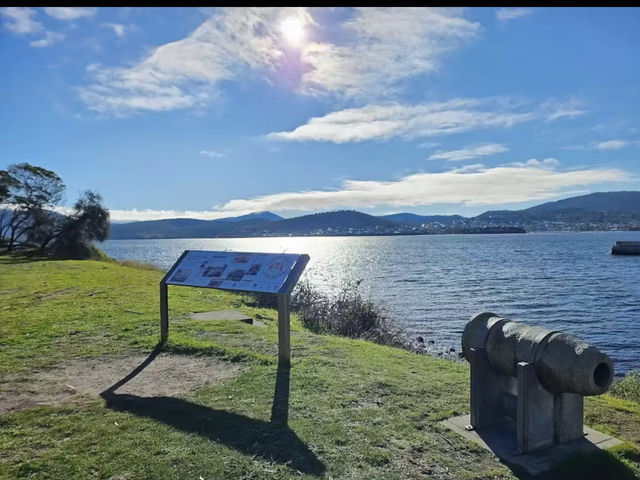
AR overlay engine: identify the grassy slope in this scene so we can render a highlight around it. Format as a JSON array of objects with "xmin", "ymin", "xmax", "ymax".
[{"xmin": 1, "ymin": 256, "xmax": 639, "ymax": 480}]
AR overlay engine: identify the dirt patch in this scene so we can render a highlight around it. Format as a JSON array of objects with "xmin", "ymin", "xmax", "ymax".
[{"xmin": 0, "ymin": 353, "xmax": 241, "ymax": 414}]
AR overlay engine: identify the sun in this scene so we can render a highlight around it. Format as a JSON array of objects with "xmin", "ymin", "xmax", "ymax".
[{"xmin": 280, "ymin": 15, "xmax": 306, "ymax": 47}]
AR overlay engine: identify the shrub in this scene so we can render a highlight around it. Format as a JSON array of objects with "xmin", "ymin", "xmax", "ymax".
[
  {"xmin": 610, "ymin": 370, "xmax": 640, "ymax": 403},
  {"xmin": 290, "ymin": 280, "xmax": 414, "ymax": 350}
]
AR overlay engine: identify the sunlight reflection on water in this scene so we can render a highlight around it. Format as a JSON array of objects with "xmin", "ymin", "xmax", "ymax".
[{"xmin": 102, "ymin": 231, "xmax": 640, "ymax": 373}]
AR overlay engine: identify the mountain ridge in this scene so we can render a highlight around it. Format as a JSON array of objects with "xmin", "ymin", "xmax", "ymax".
[{"xmin": 108, "ymin": 191, "xmax": 640, "ymax": 239}]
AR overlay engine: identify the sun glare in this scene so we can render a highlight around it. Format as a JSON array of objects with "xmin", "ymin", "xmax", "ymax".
[{"xmin": 280, "ymin": 15, "xmax": 306, "ymax": 47}]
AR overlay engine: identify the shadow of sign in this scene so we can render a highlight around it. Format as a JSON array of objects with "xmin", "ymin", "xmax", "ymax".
[{"xmin": 100, "ymin": 348, "xmax": 324, "ymax": 476}]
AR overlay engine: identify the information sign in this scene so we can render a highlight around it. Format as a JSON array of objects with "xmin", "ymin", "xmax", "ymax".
[
  {"xmin": 159, "ymin": 250, "xmax": 310, "ymax": 364},
  {"xmin": 163, "ymin": 250, "xmax": 305, "ymax": 294}
]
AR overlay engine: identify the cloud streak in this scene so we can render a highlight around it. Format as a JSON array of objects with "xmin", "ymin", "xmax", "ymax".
[
  {"xmin": 429, "ymin": 143, "xmax": 508, "ymax": 161},
  {"xmin": 79, "ymin": 8, "xmax": 307, "ymax": 115},
  {"xmin": 104, "ymin": 164, "xmax": 629, "ymax": 221},
  {"xmin": 43, "ymin": 7, "xmax": 97, "ymax": 20},
  {"xmin": 299, "ymin": 8, "xmax": 480, "ymax": 98},
  {"xmin": 216, "ymin": 165, "xmax": 627, "ymax": 214},
  {"xmin": 496, "ymin": 8, "xmax": 535, "ymax": 22},
  {"xmin": 0, "ymin": 7, "xmax": 42, "ymax": 34},
  {"xmin": 594, "ymin": 139, "xmax": 628, "ymax": 151},
  {"xmin": 268, "ymin": 99, "xmax": 585, "ymax": 143}
]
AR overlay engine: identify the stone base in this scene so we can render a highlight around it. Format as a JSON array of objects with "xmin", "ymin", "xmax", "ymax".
[
  {"xmin": 188, "ymin": 310, "xmax": 265, "ymax": 327},
  {"xmin": 441, "ymin": 414, "xmax": 622, "ymax": 476}
]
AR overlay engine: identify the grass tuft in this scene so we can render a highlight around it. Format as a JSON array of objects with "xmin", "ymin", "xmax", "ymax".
[{"xmin": 611, "ymin": 370, "xmax": 640, "ymax": 403}]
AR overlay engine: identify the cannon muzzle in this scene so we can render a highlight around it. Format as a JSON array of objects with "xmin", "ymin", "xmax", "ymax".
[{"xmin": 462, "ymin": 312, "xmax": 613, "ymax": 396}]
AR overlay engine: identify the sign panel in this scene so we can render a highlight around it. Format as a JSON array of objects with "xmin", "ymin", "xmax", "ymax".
[{"xmin": 163, "ymin": 250, "xmax": 307, "ymax": 294}]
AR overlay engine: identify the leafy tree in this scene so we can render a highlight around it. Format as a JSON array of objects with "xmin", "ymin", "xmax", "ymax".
[
  {"xmin": 4, "ymin": 163, "xmax": 65, "ymax": 251},
  {"xmin": 49, "ymin": 191, "xmax": 110, "ymax": 258}
]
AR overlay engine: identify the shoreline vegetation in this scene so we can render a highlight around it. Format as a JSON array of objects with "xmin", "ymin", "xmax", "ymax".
[{"xmin": 2, "ymin": 251, "xmax": 640, "ymax": 479}]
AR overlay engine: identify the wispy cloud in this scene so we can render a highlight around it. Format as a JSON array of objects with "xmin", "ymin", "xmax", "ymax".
[
  {"xmin": 299, "ymin": 8, "xmax": 480, "ymax": 99},
  {"xmin": 29, "ymin": 30, "xmax": 64, "ymax": 48},
  {"xmin": 268, "ymin": 98, "xmax": 585, "ymax": 143},
  {"xmin": 215, "ymin": 164, "xmax": 627, "ymax": 214},
  {"xmin": 200, "ymin": 150, "xmax": 226, "ymax": 158},
  {"xmin": 496, "ymin": 8, "xmax": 535, "ymax": 22},
  {"xmin": 429, "ymin": 143, "xmax": 508, "ymax": 161},
  {"xmin": 78, "ymin": 8, "xmax": 481, "ymax": 115},
  {"xmin": 101, "ymin": 22, "xmax": 127, "ymax": 38},
  {"xmin": 43, "ymin": 7, "xmax": 97, "ymax": 20},
  {"xmin": 510, "ymin": 158, "xmax": 559, "ymax": 168},
  {"xmin": 79, "ymin": 8, "xmax": 308, "ymax": 116},
  {"xmin": 593, "ymin": 139, "xmax": 628, "ymax": 151},
  {"xmin": 1, "ymin": 7, "xmax": 42, "ymax": 34}
]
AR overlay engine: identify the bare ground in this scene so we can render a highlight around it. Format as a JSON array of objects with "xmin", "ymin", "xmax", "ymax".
[{"xmin": 0, "ymin": 353, "xmax": 241, "ymax": 414}]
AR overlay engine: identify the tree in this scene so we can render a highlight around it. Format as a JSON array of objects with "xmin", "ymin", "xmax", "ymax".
[
  {"xmin": 0, "ymin": 170, "xmax": 18, "ymax": 241},
  {"xmin": 49, "ymin": 191, "xmax": 110, "ymax": 258},
  {"xmin": 4, "ymin": 163, "xmax": 65, "ymax": 251}
]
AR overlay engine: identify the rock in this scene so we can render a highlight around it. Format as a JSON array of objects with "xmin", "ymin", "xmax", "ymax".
[{"xmin": 417, "ymin": 336, "xmax": 424, "ymax": 344}]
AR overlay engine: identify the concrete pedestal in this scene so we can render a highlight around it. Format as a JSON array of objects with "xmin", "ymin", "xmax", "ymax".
[{"xmin": 442, "ymin": 414, "xmax": 622, "ymax": 476}]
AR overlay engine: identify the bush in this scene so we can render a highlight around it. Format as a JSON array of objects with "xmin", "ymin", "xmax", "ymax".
[
  {"xmin": 610, "ymin": 370, "xmax": 640, "ymax": 403},
  {"xmin": 290, "ymin": 280, "xmax": 414, "ymax": 350}
]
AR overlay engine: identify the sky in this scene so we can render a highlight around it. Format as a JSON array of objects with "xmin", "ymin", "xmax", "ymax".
[{"xmin": 1, "ymin": 7, "xmax": 639, "ymax": 222}]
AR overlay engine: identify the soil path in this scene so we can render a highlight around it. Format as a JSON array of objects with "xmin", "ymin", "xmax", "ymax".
[{"xmin": 0, "ymin": 353, "xmax": 241, "ymax": 414}]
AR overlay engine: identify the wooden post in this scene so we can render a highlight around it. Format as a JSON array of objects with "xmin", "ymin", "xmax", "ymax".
[
  {"xmin": 277, "ymin": 293, "xmax": 291, "ymax": 364},
  {"xmin": 160, "ymin": 282, "xmax": 168, "ymax": 343}
]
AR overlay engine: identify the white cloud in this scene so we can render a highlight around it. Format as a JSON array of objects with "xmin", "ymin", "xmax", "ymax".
[
  {"xmin": 104, "ymin": 163, "xmax": 629, "ymax": 221},
  {"xmin": 108, "ymin": 208, "xmax": 236, "ymax": 222},
  {"xmin": 79, "ymin": 8, "xmax": 307, "ymax": 115},
  {"xmin": 1, "ymin": 7, "xmax": 42, "ymax": 34},
  {"xmin": 268, "ymin": 98, "xmax": 583, "ymax": 143},
  {"xmin": 102, "ymin": 22, "xmax": 126, "ymax": 38},
  {"xmin": 29, "ymin": 30, "xmax": 64, "ymax": 48},
  {"xmin": 299, "ymin": 8, "xmax": 480, "ymax": 99},
  {"xmin": 200, "ymin": 150, "xmax": 226, "ymax": 158},
  {"xmin": 429, "ymin": 143, "xmax": 508, "ymax": 161},
  {"xmin": 43, "ymin": 7, "xmax": 97, "ymax": 20},
  {"xmin": 215, "ymin": 164, "xmax": 628, "ymax": 214},
  {"xmin": 78, "ymin": 8, "xmax": 482, "ymax": 115},
  {"xmin": 496, "ymin": 8, "xmax": 535, "ymax": 22},
  {"xmin": 511, "ymin": 158, "xmax": 559, "ymax": 168},
  {"xmin": 593, "ymin": 139, "xmax": 628, "ymax": 151}
]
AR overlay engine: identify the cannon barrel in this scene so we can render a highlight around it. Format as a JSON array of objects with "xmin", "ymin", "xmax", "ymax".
[{"xmin": 462, "ymin": 312, "xmax": 613, "ymax": 396}]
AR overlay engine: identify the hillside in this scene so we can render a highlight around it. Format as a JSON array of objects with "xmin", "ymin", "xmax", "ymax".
[
  {"xmin": 251, "ymin": 210, "xmax": 396, "ymax": 235},
  {"xmin": 477, "ymin": 191, "xmax": 640, "ymax": 228},
  {"xmin": 1, "ymin": 255, "xmax": 640, "ymax": 479},
  {"xmin": 109, "ymin": 211, "xmax": 282, "ymax": 239}
]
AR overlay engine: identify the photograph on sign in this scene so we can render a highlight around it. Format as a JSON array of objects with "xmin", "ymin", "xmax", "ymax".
[{"xmin": 165, "ymin": 250, "xmax": 303, "ymax": 293}]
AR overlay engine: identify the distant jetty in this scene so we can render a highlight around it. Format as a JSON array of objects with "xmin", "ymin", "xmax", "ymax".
[{"xmin": 611, "ymin": 241, "xmax": 640, "ymax": 255}]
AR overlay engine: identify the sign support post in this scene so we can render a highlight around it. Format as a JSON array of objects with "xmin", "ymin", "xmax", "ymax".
[
  {"xmin": 160, "ymin": 282, "xmax": 169, "ymax": 343},
  {"xmin": 277, "ymin": 293, "xmax": 291, "ymax": 364}
]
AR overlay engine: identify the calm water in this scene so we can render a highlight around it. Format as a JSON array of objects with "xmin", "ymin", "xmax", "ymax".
[{"xmin": 101, "ymin": 232, "xmax": 640, "ymax": 373}]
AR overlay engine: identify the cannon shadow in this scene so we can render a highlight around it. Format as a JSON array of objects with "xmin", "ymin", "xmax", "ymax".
[{"xmin": 100, "ymin": 348, "xmax": 325, "ymax": 476}]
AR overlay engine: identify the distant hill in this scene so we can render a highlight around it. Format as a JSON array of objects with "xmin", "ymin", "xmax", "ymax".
[
  {"xmin": 107, "ymin": 191, "xmax": 640, "ymax": 239},
  {"xmin": 253, "ymin": 210, "xmax": 395, "ymax": 235},
  {"xmin": 109, "ymin": 212, "xmax": 281, "ymax": 239},
  {"xmin": 477, "ymin": 191, "xmax": 640, "ymax": 227}
]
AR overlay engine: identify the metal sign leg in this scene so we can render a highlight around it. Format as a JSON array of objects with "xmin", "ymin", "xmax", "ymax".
[
  {"xmin": 277, "ymin": 294, "xmax": 291, "ymax": 364},
  {"xmin": 160, "ymin": 282, "xmax": 169, "ymax": 343}
]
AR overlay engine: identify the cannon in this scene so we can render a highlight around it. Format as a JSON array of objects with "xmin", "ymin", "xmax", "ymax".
[{"xmin": 461, "ymin": 312, "xmax": 614, "ymax": 454}]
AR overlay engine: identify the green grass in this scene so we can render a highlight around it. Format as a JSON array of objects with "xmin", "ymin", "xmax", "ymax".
[{"xmin": 1, "ymin": 255, "xmax": 640, "ymax": 479}]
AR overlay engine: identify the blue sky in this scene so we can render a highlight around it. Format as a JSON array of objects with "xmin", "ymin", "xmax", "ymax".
[{"xmin": 1, "ymin": 7, "xmax": 639, "ymax": 221}]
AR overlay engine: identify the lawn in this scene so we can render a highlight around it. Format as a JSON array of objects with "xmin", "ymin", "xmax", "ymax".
[{"xmin": 1, "ymin": 255, "xmax": 639, "ymax": 479}]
